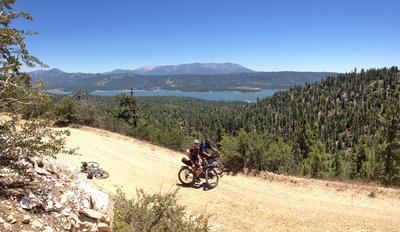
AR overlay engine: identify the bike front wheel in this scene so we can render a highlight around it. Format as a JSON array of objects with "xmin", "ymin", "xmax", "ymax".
[
  {"xmin": 95, "ymin": 169, "xmax": 109, "ymax": 179},
  {"xmin": 178, "ymin": 168, "xmax": 195, "ymax": 185},
  {"xmin": 205, "ymin": 168, "xmax": 219, "ymax": 189},
  {"xmin": 215, "ymin": 160, "xmax": 224, "ymax": 177}
]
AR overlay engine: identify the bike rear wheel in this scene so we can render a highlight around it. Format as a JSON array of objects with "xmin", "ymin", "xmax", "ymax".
[
  {"xmin": 95, "ymin": 169, "xmax": 109, "ymax": 179},
  {"xmin": 205, "ymin": 168, "xmax": 219, "ymax": 189},
  {"xmin": 178, "ymin": 168, "xmax": 195, "ymax": 185},
  {"xmin": 87, "ymin": 162, "xmax": 99, "ymax": 168}
]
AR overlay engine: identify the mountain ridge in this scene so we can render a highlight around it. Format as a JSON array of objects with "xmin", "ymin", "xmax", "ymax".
[{"xmin": 101, "ymin": 62, "xmax": 255, "ymax": 75}]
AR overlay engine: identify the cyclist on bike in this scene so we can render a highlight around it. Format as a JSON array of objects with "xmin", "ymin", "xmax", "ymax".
[
  {"xmin": 187, "ymin": 139, "xmax": 202, "ymax": 181},
  {"xmin": 200, "ymin": 138, "xmax": 220, "ymax": 162}
]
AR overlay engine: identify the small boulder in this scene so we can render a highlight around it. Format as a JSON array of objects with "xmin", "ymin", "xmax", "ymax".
[
  {"xmin": 20, "ymin": 196, "xmax": 40, "ymax": 210},
  {"xmin": 54, "ymin": 202, "xmax": 63, "ymax": 211},
  {"xmin": 7, "ymin": 213, "xmax": 17, "ymax": 224},
  {"xmin": 35, "ymin": 167, "xmax": 51, "ymax": 175},
  {"xmin": 60, "ymin": 190, "xmax": 75, "ymax": 204},
  {"xmin": 28, "ymin": 193, "xmax": 36, "ymax": 199},
  {"xmin": 22, "ymin": 215, "xmax": 31, "ymax": 224},
  {"xmin": 44, "ymin": 226, "xmax": 54, "ymax": 232},
  {"xmin": 98, "ymin": 222, "xmax": 111, "ymax": 232},
  {"xmin": 79, "ymin": 208, "xmax": 105, "ymax": 220},
  {"xmin": 31, "ymin": 219, "xmax": 42, "ymax": 229}
]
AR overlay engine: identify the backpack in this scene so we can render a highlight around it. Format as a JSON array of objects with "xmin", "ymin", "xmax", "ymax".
[{"xmin": 199, "ymin": 142, "xmax": 205, "ymax": 155}]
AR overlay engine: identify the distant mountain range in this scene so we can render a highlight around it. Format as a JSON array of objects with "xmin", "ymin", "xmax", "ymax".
[
  {"xmin": 29, "ymin": 63, "xmax": 338, "ymax": 92},
  {"xmin": 102, "ymin": 63, "xmax": 255, "ymax": 75}
]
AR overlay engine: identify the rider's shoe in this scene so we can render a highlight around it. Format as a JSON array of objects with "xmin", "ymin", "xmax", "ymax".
[{"xmin": 194, "ymin": 177, "xmax": 201, "ymax": 182}]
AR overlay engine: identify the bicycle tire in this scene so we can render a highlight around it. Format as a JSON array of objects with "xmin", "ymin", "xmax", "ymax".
[
  {"xmin": 215, "ymin": 160, "xmax": 224, "ymax": 176},
  {"xmin": 86, "ymin": 162, "xmax": 99, "ymax": 168},
  {"xmin": 178, "ymin": 168, "xmax": 195, "ymax": 185},
  {"xmin": 205, "ymin": 168, "xmax": 219, "ymax": 189},
  {"xmin": 95, "ymin": 169, "xmax": 109, "ymax": 179}
]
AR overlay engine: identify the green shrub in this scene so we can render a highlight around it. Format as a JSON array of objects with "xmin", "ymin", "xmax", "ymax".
[
  {"xmin": 52, "ymin": 98, "xmax": 76, "ymax": 125},
  {"xmin": 113, "ymin": 189, "xmax": 209, "ymax": 232},
  {"xmin": 301, "ymin": 141, "xmax": 332, "ymax": 178}
]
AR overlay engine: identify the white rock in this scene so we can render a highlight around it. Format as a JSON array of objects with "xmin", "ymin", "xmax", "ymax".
[
  {"xmin": 45, "ymin": 200, "xmax": 54, "ymax": 212},
  {"xmin": 0, "ymin": 216, "xmax": 4, "ymax": 223},
  {"xmin": 44, "ymin": 226, "xmax": 54, "ymax": 232},
  {"xmin": 60, "ymin": 191, "xmax": 75, "ymax": 204},
  {"xmin": 62, "ymin": 208, "xmax": 71, "ymax": 216},
  {"xmin": 79, "ymin": 208, "xmax": 105, "ymax": 220},
  {"xmin": 97, "ymin": 222, "xmax": 111, "ymax": 232},
  {"xmin": 7, "ymin": 213, "xmax": 17, "ymax": 224},
  {"xmin": 35, "ymin": 167, "xmax": 50, "ymax": 175},
  {"xmin": 54, "ymin": 202, "xmax": 62, "ymax": 209},
  {"xmin": 28, "ymin": 193, "xmax": 36, "ymax": 199},
  {"xmin": 22, "ymin": 214, "xmax": 31, "ymax": 224},
  {"xmin": 55, "ymin": 182, "xmax": 63, "ymax": 187},
  {"xmin": 79, "ymin": 182, "xmax": 110, "ymax": 213},
  {"xmin": 68, "ymin": 214, "xmax": 80, "ymax": 229},
  {"xmin": 81, "ymin": 199, "xmax": 91, "ymax": 209},
  {"xmin": 32, "ymin": 219, "xmax": 42, "ymax": 229}
]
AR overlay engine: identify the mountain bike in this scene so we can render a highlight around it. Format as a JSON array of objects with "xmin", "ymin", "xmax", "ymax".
[
  {"xmin": 178, "ymin": 157, "xmax": 219, "ymax": 189},
  {"xmin": 81, "ymin": 161, "xmax": 109, "ymax": 179}
]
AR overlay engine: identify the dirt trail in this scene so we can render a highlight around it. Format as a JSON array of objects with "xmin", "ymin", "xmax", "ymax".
[{"xmin": 57, "ymin": 126, "xmax": 400, "ymax": 232}]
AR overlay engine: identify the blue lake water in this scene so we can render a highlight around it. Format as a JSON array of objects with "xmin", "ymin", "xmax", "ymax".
[{"xmin": 91, "ymin": 89, "xmax": 280, "ymax": 102}]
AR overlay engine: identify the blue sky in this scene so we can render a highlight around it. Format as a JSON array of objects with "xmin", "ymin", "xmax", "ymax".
[{"xmin": 13, "ymin": 0, "xmax": 400, "ymax": 73}]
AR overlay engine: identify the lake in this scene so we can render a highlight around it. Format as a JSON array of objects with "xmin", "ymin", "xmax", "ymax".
[{"xmin": 91, "ymin": 89, "xmax": 280, "ymax": 102}]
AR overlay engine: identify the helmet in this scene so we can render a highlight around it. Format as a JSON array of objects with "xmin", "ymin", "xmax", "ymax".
[
  {"xmin": 206, "ymin": 138, "xmax": 211, "ymax": 144},
  {"xmin": 194, "ymin": 139, "xmax": 200, "ymax": 144}
]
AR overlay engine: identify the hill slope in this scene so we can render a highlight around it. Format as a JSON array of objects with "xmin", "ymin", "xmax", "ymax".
[
  {"xmin": 229, "ymin": 67, "xmax": 400, "ymax": 151},
  {"xmin": 57, "ymin": 126, "xmax": 400, "ymax": 232}
]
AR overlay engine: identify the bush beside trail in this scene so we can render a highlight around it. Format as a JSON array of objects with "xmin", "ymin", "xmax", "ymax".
[{"xmin": 113, "ymin": 189, "xmax": 209, "ymax": 232}]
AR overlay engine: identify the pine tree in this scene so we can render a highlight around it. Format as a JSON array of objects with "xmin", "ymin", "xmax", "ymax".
[
  {"xmin": 378, "ymin": 90, "xmax": 400, "ymax": 185},
  {"xmin": 0, "ymin": 0, "xmax": 74, "ymax": 168},
  {"xmin": 293, "ymin": 115, "xmax": 316, "ymax": 162},
  {"xmin": 301, "ymin": 141, "xmax": 331, "ymax": 178},
  {"xmin": 114, "ymin": 93, "xmax": 141, "ymax": 128}
]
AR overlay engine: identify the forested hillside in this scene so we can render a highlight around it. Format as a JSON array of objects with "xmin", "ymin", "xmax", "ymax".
[
  {"xmin": 220, "ymin": 67, "xmax": 400, "ymax": 185},
  {"xmin": 228, "ymin": 67, "xmax": 399, "ymax": 152},
  {"xmin": 25, "ymin": 67, "xmax": 400, "ymax": 186}
]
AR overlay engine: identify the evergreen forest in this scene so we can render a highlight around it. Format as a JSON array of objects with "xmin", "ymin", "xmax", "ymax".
[{"xmin": 23, "ymin": 67, "xmax": 400, "ymax": 186}]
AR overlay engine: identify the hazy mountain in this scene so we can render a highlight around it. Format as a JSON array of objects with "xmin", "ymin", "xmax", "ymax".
[
  {"xmin": 29, "ymin": 68, "xmax": 66, "ymax": 77},
  {"xmin": 102, "ymin": 63, "xmax": 255, "ymax": 75},
  {"xmin": 29, "ymin": 68, "xmax": 103, "ymax": 88},
  {"xmin": 102, "ymin": 69, "xmax": 137, "ymax": 75},
  {"xmin": 30, "ymin": 68, "xmax": 338, "ymax": 93}
]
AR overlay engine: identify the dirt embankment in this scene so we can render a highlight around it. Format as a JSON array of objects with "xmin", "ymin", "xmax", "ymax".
[{"xmin": 57, "ymin": 126, "xmax": 400, "ymax": 232}]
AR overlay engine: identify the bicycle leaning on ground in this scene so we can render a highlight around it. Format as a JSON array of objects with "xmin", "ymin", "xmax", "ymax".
[{"xmin": 81, "ymin": 161, "xmax": 109, "ymax": 179}]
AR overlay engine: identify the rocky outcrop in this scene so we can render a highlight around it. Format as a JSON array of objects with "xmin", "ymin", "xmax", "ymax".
[{"xmin": 0, "ymin": 156, "xmax": 113, "ymax": 232}]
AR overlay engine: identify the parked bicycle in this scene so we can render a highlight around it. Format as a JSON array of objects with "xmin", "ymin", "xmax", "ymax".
[{"xmin": 81, "ymin": 161, "xmax": 109, "ymax": 179}]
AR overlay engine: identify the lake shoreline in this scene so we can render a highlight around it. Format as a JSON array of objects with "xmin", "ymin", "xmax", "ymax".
[{"xmin": 44, "ymin": 89, "xmax": 282, "ymax": 102}]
